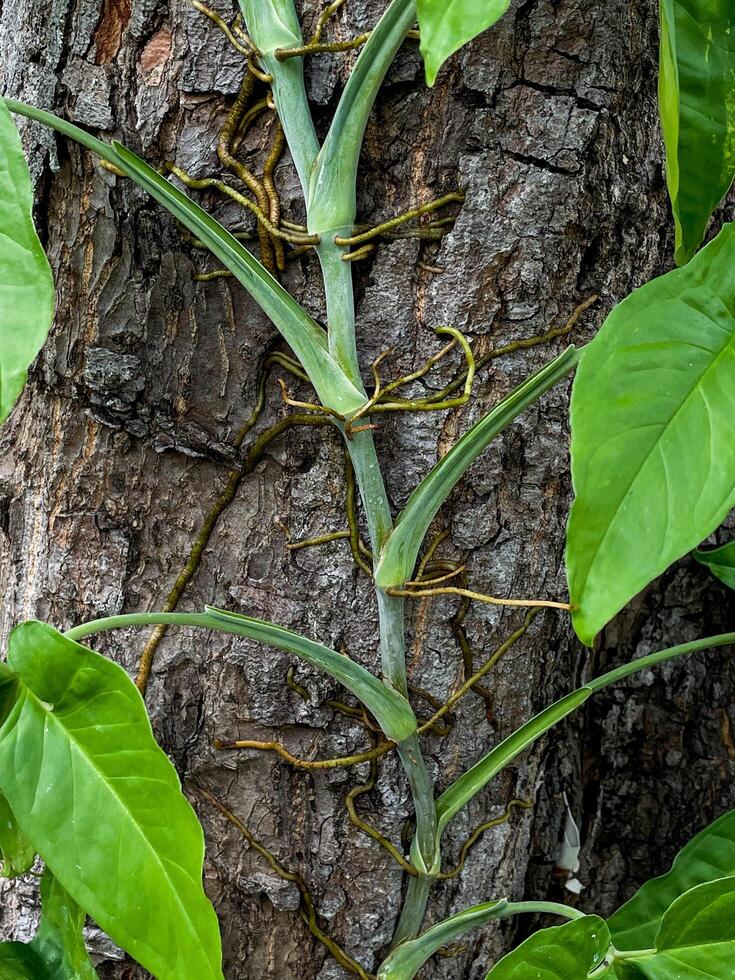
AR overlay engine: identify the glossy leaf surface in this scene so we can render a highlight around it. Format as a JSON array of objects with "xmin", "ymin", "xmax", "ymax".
[
  {"xmin": 659, "ymin": 0, "xmax": 735, "ymax": 264},
  {"xmin": 609, "ymin": 808, "xmax": 735, "ymax": 950},
  {"xmin": 485, "ymin": 915, "xmax": 611, "ymax": 979},
  {"xmin": 376, "ymin": 345, "xmax": 580, "ymax": 588},
  {"xmin": 566, "ymin": 223, "xmax": 735, "ymax": 645},
  {"xmin": 0, "ymin": 621, "xmax": 223, "ymax": 980},
  {"xmin": 0, "ymin": 791, "xmax": 35, "ymax": 878},
  {"xmin": 204, "ymin": 606, "xmax": 417, "ymax": 742},
  {"xmin": 0, "ymin": 99, "xmax": 55, "ymax": 425},
  {"xmin": 0, "ymin": 944, "xmax": 42, "ymax": 979},
  {"xmin": 417, "ymin": 0, "xmax": 511, "ymax": 86},
  {"xmin": 628, "ymin": 876, "xmax": 735, "ymax": 977},
  {"xmin": 693, "ymin": 539, "xmax": 735, "ymax": 590}
]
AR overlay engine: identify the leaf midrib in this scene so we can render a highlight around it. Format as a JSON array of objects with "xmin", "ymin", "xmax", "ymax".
[
  {"xmin": 4, "ymin": 682, "xmax": 214, "ymax": 977},
  {"xmin": 574, "ymin": 328, "xmax": 735, "ymax": 598}
]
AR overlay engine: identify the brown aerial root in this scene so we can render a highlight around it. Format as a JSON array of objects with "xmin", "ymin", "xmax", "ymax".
[
  {"xmin": 214, "ymin": 613, "xmax": 536, "ymax": 769},
  {"xmin": 135, "ymin": 345, "xmax": 331, "ymax": 693},
  {"xmin": 345, "ymin": 756, "xmax": 420, "ymax": 876},
  {"xmin": 193, "ymin": 783, "xmax": 375, "ymax": 980},
  {"xmin": 388, "ymin": 582, "xmax": 572, "ymax": 612},
  {"xmin": 344, "ymin": 326, "xmax": 475, "ymax": 437},
  {"xmin": 436, "ymin": 798, "xmax": 533, "ymax": 880},
  {"xmin": 427, "ymin": 294, "xmax": 600, "ymax": 405}
]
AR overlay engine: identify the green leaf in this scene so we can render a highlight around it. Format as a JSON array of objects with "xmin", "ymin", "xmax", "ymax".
[
  {"xmin": 0, "ymin": 791, "xmax": 35, "ymax": 878},
  {"xmin": 0, "ymin": 873, "xmax": 98, "ymax": 979},
  {"xmin": 609, "ymin": 808, "xmax": 735, "ymax": 951},
  {"xmin": 0, "ymin": 944, "xmax": 43, "ymax": 979},
  {"xmin": 308, "ymin": 0, "xmax": 416, "ymax": 232},
  {"xmin": 203, "ymin": 606, "xmax": 417, "ymax": 742},
  {"xmin": 375, "ymin": 345, "xmax": 580, "ymax": 588},
  {"xmin": 627, "ymin": 876, "xmax": 735, "ymax": 977},
  {"xmin": 435, "ymin": 690, "xmax": 591, "ymax": 837},
  {"xmin": 0, "ymin": 99, "xmax": 55, "ymax": 425},
  {"xmin": 379, "ymin": 900, "xmax": 510, "ymax": 979},
  {"xmin": 378, "ymin": 901, "xmax": 584, "ymax": 980},
  {"xmin": 659, "ymin": 0, "xmax": 735, "ymax": 265},
  {"xmin": 417, "ymin": 0, "xmax": 511, "ymax": 86},
  {"xmin": 3, "ymin": 99, "xmax": 364, "ymax": 417},
  {"xmin": 485, "ymin": 915, "xmax": 612, "ymax": 979},
  {"xmin": 31, "ymin": 874, "xmax": 98, "ymax": 979},
  {"xmin": 693, "ymin": 539, "xmax": 735, "ymax": 590},
  {"xmin": 0, "ymin": 621, "xmax": 223, "ymax": 980},
  {"xmin": 566, "ymin": 222, "xmax": 735, "ymax": 646}
]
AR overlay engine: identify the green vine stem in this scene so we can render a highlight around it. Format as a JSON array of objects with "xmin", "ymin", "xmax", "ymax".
[{"xmin": 237, "ymin": 0, "xmax": 441, "ymax": 924}]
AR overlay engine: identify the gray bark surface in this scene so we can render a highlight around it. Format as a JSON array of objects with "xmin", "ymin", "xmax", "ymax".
[{"xmin": 1, "ymin": 0, "xmax": 734, "ymax": 977}]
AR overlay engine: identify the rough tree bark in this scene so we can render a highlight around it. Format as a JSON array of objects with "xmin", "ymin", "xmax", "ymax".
[{"xmin": 1, "ymin": 0, "xmax": 734, "ymax": 977}]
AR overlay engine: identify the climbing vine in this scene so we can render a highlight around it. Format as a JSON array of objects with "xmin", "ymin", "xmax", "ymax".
[{"xmin": 0, "ymin": 1, "xmax": 735, "ymax": 978}]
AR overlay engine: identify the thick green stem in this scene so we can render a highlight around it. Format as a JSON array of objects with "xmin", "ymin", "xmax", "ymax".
[
  {"xmin": 237, "ymin": 0, "xmax": 319, "ymax": 197},
  {"xmin": 316, "ymin": 235, "xmax": 364, "ymax": 383},
  {"xmin": 344, "ymin": 429, "xmax": 438, "ymax": 883},
  {"xmin": 392, "ymin": 876, "xmax": 432, "ymax": 947}
]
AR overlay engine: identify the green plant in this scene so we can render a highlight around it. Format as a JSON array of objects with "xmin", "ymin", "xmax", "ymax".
[{"xmin": 1, "ymin": 0, "xmax": 735, "ymax": 977}]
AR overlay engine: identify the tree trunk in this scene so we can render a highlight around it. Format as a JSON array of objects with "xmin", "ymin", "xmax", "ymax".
[{"xmin": 1, "ymin": 0, "xmax": 733, "ymax": 977}]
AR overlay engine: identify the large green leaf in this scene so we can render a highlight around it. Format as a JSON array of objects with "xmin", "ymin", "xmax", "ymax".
[
  {"xmin": 485, "ymin": 915, "xmax": 612, "ymax": 979},
  {"xmin": 0, "ymin": 791, "xmax": 35, "ymax": 878},
  {"xmin": 609, "ymin": 808, "xmax": 735, "ymax": 951},
  {"xmin": 659, "ymin": 0, "xmax": 735, "ymax": 265},
  {"xmin": 566, "ymin": 222, "xmax": 735, "ymax": 646},
  {"xmin": 693, "ymin": 539, "xmax": 735, "ymax": 590},
  {"xmin": 4, "ymin": 99, "xmax": 365, "ymax": 417},
  {"xmin": 0, "ymin": 99, "xmax": 55, "ymax": 425},
  {"xmin": 0, "ymin": 944, "xmax": 42, "ymax": 979},
  {"xmin": 417, "ymin": 0, "xmax": 511, "ymax": 86},
  {"xmin": 376, "ymin": 345, "xmax": 580, "ymax": 589},
  {"xmin": 627, "ymin": 876, "xmax": 735, "ymax": 977},
  {"xmin": 0, "ymin": 621, "xmax": 223, "ymax": 980}
]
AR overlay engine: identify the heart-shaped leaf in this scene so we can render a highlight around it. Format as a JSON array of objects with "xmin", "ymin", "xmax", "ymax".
[
  {"xmin": 609, "ymin": 808, "xmax": 735, "ymax": 951},
  {"xmin": 417, "ymin": 0, "xmax": 511, "ymax": 85},
  {"xmin": 566, "ymin": 222, "xmax": 735, "ymax": 645},
  {"xmin": 0, "ymin": 99, "xmax": 55, "ymax": 425},
  {"xmin": 485, "ymin": 915, "xmax": 612, "ymax": 978},
  {"xmin": 627, "ymin": 876, "xmax": 735, "ymax": 977},
  {"xmin": 693, "ymin": 540, "xmax": 735, "ymax": 590},
  {"xmin": 659, "ymin": 0, "xmax": 735, "ymax": 264},
  {"xmin": 0, "ymin": 621, "xmax": 223, "ymax": 980}
]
